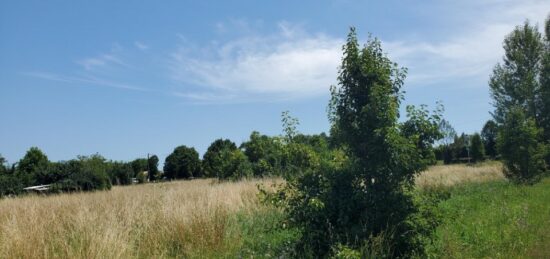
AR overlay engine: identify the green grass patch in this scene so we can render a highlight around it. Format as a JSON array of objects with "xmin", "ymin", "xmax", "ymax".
[
  {"xmin": 427, "ymin": 178, "xmax": 550, "ymax": 258},
  {"xmin": 189, "ymin": 206, "xmax": 300, "ymax": 259}
]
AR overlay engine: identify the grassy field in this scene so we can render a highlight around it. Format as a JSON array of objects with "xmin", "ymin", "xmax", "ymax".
[
  {"xmin": 0, "ymin": 178, "xmax": 294, "ymax": 258},
  {"xmin": 1, "ymin": 162, "xmax": 548, "ymax": 258},
  {"xmin": 426, "ymin": 177, "xmax": 550, "ymax": 258}
]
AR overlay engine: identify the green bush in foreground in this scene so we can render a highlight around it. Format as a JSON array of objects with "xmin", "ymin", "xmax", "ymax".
[
  {"xmin": 498, "ymin": 107, "xmax": 548, "ymax": 184},
  {"xmin": 277, "ymin": 28, "xmax": 441, "ymax": 258}
]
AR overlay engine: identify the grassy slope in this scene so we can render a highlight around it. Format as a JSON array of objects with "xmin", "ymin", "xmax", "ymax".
[{"xmin": 427, "ymin": 177, "xmax": 550, "ymax": 258}]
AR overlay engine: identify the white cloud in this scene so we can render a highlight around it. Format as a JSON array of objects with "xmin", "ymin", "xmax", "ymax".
[
  {"xmin": 134, "ymin": 41, "xmax": 149, "ymax": 50},
  {"xmin": 24, "ymin": 72, "xmax": 149, "ymax": 92},
  {"xmin": 170, "ymin": 25, "xmax": 342, "ymax": 102},
  {"xmin": 76, "ymin": 53, "xmax": 128, "ymax": 71},
  {"xmin": 170, "ymin": 1, "xmax": 549, "ymax": 101},
  {"xmin": 385, "ymin": 0, "xmax": 550, "ymax": 86}
]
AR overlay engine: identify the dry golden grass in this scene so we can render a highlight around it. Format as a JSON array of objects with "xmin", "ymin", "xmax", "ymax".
[
  {"xmin": 0, "ymin": 178, "xmax": 280, "ymax": 259},
  {"xmin": 416, "ymin": 161, "xmax": 504, "ymax": 188},
  {"xmin": 0, "ymin": 163, "xmax": 505, "ymax": 258}
]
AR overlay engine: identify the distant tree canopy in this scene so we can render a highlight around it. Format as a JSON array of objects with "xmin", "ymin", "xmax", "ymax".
[
  {"xmin": 481, "ymin": 120, "xmax": 498, "ymax": 159},
  {"xmin": 130, "ymin": 158, "xmax": 148, "ymax": 177},
  {"xmin": 202, "ymin": 139, "xmax": 238, "ymax": 177},
  {"xmin": 470, "ymin": 133, "xmax": 485, "ymax": 163},
  {"xmin": 147, "ymin": 155, "xmax": 159, "ymax": 181},
  {"xmin": 240, "ymin": 131, "xmax": 284, "ymax": 177},
  {"xmin": 164, "ymin": 145, "xmax": 201, "ymax": 179},
  {"xmin": 108, "ymin": 162, "xmax": 133, "ymax": 185},
  {"xmin": 17, "ymin": 147, "xmax": 49, "ymax": 186},
  {"xmin": 203, "ymin": 139, "xmax": 252, "ymax": 180},
  {"xmin": 401, "ymin": 104, "xmax": 444, "ymax": 168},
  {"xmin": 490, "ymin": 19, "xmax": 550, "ymax": 183}
]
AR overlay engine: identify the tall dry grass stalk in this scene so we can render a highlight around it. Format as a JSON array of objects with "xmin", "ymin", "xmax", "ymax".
[
  {"xmin": 0, "ymin": 178, "xmax": 279, "ymax": 259},
  {"xmin": 416, "ymin": 161, "xmax": 504, "ymax": 188}
]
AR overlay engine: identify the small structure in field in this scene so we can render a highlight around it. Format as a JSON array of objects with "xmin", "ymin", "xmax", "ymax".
[{"xmin": 23, "ymin": 184, "xmax": 51, "ymax": 194}]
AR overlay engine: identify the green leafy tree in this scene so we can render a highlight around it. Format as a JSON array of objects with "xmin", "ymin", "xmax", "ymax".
[
  {"xmin": 284, "ymin": 28, "xmax": 432, "ymax": 257},
  {"xmin": 202, "ymin": 139, "xmax": 238, "ymax": 177},
  {"xmin": 281, "ymin": 110, "xmax": 300, "ymax": 142},
  {"xmin": 498, "ymin": 107, "xmax": 547, "ymax": 184},
  {"xmin": 17, "ymin": 147, "xmax": 50, "ymax": 186},
  {"xmin": 0, "ymin": 155, "xmax": 23, "ymax": 196},
  {"xmin": 216, "ymin": 148, "xmax": 252, "ymax": 180},
  {"xmin": 490, "ymin": 19, "xmax": 550, "ymax": 179},
  {"xmin": 280, "ymin": 142, "xmax": 321, "ymax": 178},
  {"xmin": 241, "ymin": 131, "xmax": 284, "ymax": 176},
  {"xmin": 540, "ymin": 16, "xmax": 550, "ymax": 163},
  {"xmin": 60, "ymin": 154, "xmax": 112, "ymax": 191},
  {"xmin": 130, "ymin": 158, "xmax": 148, "ymax": 177},
  {"xmin": 437, "ymin": 119, "xmax": 457, "ymax": 164},
  {"xmin": 163, "ymin": 145, "xmax": 201, "ymax": 179},
  {"xmin": 108, "ymin": 162, "xmax": 133, "ymax": 185},
  {"xmin": 401, "ymin": 103, "xmax": 444, "ymax": 168},
  {"xmin": 481, "ymin": 120, "xmax": 499, "ymax": 159},
  {"xmin": 147, "ymin": 155, "xmax": 159, "ymax": 181},
  {"xmin": 450, "ymin": 133, "xmax": 471, "ymax": 163},
  {"xmin": 490, "ymin": 21, "xmax": 543, "ymax": 124},
  {"xmin": 0, "ymin": 155, "xmax": 6, "ymax": 175},
  {"xmin": 470, "ymin": 133, "xmax": 485, "ymax": 163}
]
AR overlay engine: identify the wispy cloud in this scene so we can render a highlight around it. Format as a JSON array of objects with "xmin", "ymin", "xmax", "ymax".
[
  {"xmin": 25, "ymin": 1, "xmax": 550, "ymax": 103},
  {"xmin": 77, "ymin": 54, "xmax": 128, "ymax": 71},
  {"xmin": 170, "ymin": 1, "xmax": 549, "ymax": 101},
  {"xmin": 24, "ymin": 71, "xmax": 150, "ymax": 92},
  {"xmin": 134, "ymin": 41, "xmax": 149, "ymax": 50},
  {"xmin": 170, "ymin": 22, "xmax": 342, "ymax": 102},
  {"xmin": 386, "ymin": 0, "xmax": 550, "ymax": 86}
]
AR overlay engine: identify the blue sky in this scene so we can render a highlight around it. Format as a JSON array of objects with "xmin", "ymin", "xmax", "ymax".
[{"xmin": 1, "ymin": 0, "xmax": 549, "ymax": 164}]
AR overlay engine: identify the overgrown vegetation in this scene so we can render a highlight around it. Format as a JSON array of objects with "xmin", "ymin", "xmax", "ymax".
[
  {"xmin": 490, "ymin": 19, "xmax": 550, "ymax": 184},
  {"xmin": 269, "ymin": 28, "xmax": 446, "ymax": 258}
]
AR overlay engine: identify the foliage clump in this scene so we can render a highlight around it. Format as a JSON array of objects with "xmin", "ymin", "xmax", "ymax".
[
  {"xmin": 498, "ymin": 107, "xmax": 547, "ymax": 184},
  {"xmin": 490, "ymin": 19, "xmax": 550, "ymax": 183},
  {"xmin": 278, "ymin": 28, "xmax": 441, "ymax": 258},
  {"xmin": 164, "ymin": 145, "xmax": 202, "ymax": 179}
]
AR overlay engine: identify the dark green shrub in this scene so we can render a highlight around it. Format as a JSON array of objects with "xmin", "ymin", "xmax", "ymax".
[
  {"xmin": 202, "ymin": 139, "xmax": 238, "ymax": 177},
  {"xmin": 481, "ymin": 120, "xmax": 498, "ymax": 159},
  {"xmin": 108, "ymin": 162, "xmax": 133, "ymax": 185},
  {"xmin": 498, "ymin": 107, "xmax": 548, "ymax": 184},
  {"xmin": 401, "ymin": 104, "xmax": 444, "ymax": 168},
  {"xmin": 470, "ymin": 133, "xmax": 485, "ymax": 163},
  {"xmin": 164, "ymin": 145, "xmax": 202, "ymax": 179},
  {"xmin": 280, "ymin": 28, "xmax": 439, "ymax": 258}
]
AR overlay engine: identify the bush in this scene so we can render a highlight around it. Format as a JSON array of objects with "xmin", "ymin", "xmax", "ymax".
[
  {"xmin": 108, "ymin": 162, "xmax": 133, "ymax": 185},
  {"xmin": 498, "ymin": 107, "xmax": 548, "ymax": 184},
  {"xmin": 0, "ymin": 174, "xmax": 23, "ymax": 197},
  {"xmin": 470, "ymin": 133, "xmax": 485, "ymax": 163},
  {"xmin": 217, "ymin": 149, "xmax": 252, "ymax": 180},
  {"xmin": 164, "ymin": 145, "xmax": 202, "ymax": 179},
  {"xmin": 401, "ymin": 104, "xmax": 444, "ymax": 168},
  {"xmin": 241, "ymin": 131, "xmax": 284, "ymax": 177},
  {"xmin": 203, "ymin": 139, "xmax": 238, "ymax": 177},
  {"xmin": 280, "ymin": 28, "xmax": 439, "ymax": 258},
  {"xmin": 69, "ymin": 155, "xmax": 112, "ymax": 191}
]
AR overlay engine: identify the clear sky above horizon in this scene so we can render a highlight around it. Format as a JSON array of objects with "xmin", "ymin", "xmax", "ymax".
[{"xmin": 1, "ymin": 0, "xmax": 549, "ymax": 164}]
